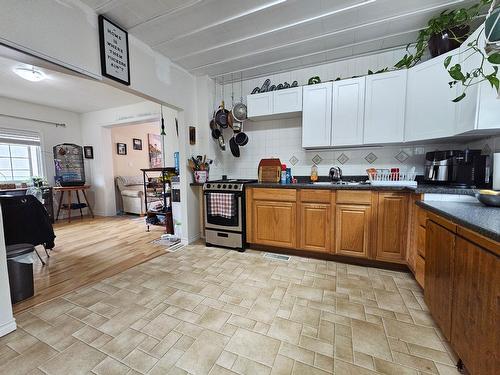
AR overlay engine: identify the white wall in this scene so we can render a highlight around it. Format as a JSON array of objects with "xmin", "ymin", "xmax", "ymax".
[
  {"xmin": 0, "ymin": 96, "xmax": 82, "ymax": 183},
  {"xmin": 0, "ymin": 207, "xmax": 15, "ymax": 337}
]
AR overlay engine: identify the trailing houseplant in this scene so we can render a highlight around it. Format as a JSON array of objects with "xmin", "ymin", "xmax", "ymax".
[{"xmin": 394, "ymin": 0, "xmax": 499, "ymax": 102}]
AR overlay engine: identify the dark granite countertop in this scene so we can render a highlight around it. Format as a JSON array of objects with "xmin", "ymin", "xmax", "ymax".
[
  {"xmin": 416, "ymin": 200, "xmax": 500, "ymax": 242},
  {"xmin": 246, "ymin": 182, "xmax": 477, "ymax": 195}
]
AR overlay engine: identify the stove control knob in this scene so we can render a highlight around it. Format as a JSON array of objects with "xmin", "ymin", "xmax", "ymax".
[
  {"xmin": 222, "ymin": 184, "xmax": 227, "ymax": 189},
  {"xmin": 234, "ymin": 185, "xmax": 239, "ymax": 189},
  {"xmin": 206, "ymin": 184, "xmax": 211, "ymax": 189},
  {"xmin": 217, "ymin": 184, "xmax": 221, "ymax": 189},
  {"xmin": 227, "ymin": 184, "xmax": 232, "ymax": 189}
]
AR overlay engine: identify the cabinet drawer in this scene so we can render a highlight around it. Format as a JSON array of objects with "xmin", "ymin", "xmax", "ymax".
[
  {"xmin": 417, "ymin": 225, "xmax": 426, "ymax": 258},
  {"xmin": 415, "ymin": 255, "xmax": 425, "ymax": 288},
  {"xmin": 252, "ymin": 188, "xmax": 296, "ymax": 202},
  {"xmin": 336, "ymin": 190, "xmax": 372, "ymax": 204},
  {"xmin": 300, "ymin": 189, "xmax": 331, "ymax": 203}
]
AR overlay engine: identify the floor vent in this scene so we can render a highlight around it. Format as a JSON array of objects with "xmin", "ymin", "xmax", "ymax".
[
  {"xmin": 263, "ymin": 253, "xmax": 290, "ymax": 261},
  {"xmin": 167, "ymin": 243, "xmax": 185, "ymax": 253}
]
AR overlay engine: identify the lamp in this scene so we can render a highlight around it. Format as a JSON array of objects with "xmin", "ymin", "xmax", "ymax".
[{"xmin": 13, "ymin": 66, "xmax": 46, "ymax": 82}]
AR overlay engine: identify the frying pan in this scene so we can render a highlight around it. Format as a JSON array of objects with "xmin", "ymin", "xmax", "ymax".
[
  {"xmin": 215, "ymin": 101, "xmax": 230, "ymax": 128},
  {"xmin": 229, "ymin": 136, "xmax": 240, "ymax": 157},
  {"xmin": 234, "ymin": 121, "xmax": 248, "ymax": 146}
]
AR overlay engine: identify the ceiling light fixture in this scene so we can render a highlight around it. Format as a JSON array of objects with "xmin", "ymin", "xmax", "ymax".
[{"xmin": 13, "ymin": 66, "xmax": 46, "ymax": 82}]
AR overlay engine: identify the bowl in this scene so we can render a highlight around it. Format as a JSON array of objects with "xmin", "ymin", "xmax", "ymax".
[{"xmin": 475, "ymin": 190, "xmax": 500, "ymax": 207}]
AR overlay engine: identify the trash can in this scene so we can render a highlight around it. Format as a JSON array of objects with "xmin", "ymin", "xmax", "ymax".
[{"xmin": 6, "ymin": 243, "xmax": 35, "ymax": 304}]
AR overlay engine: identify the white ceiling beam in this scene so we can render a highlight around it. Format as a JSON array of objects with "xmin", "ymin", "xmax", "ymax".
[
  {"xmin": 127, "ymin": 0, "xmax": 204, "ymax": 30},
  {"xmin": 204, "ymin": 27, "xmax": 421, "ymax": 78},
  {"xmin": 172, "ymin": 0, "xmax": 377, "ymax": 61},
  {"xmin": 177, "ymin": 0, "xmax": 466, "ymax": 65},
  {"xmin": 151, "ymin": 0, "xmax": 287, "ymax": 48}
]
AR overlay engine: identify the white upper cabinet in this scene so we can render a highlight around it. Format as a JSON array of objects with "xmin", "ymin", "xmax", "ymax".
[
  {"xmin": 455, "ymin": 27, "xmax": 500, "ymax": 133},
  {"xmin": 273, "ymin": 87, "xmax": 302, "ymax": 114},
  {"xmin": 247, "ymin": 87, "xmax": 302, "ymax": 119},
  {"xmin": 364, "ymin": 70, "xmax": 407, "ymax": 144},
  {"xmin": 302, "ymin": 82, "xmax": 333, "ymax": 148},
  {"xmin": 405, "ymin": 51, "xmax": 458, "ymax": 142},
  {"xmin": 332, "ymin": 77, "xmax": 365, "ymax": 146},
  {"xmin": 247, "ymin": 92, "xmax": 274, "ymax": 118}
]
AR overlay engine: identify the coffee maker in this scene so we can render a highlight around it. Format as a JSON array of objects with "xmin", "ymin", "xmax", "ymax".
[{"xmin": 424, "ymin": 149, "xmax": 489, "ymax": 188}]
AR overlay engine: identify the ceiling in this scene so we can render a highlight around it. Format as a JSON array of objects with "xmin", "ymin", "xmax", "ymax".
[
  {"xmin": 81, "ymin": 0, "xmax": 480, "ymax": 81},
  {"xmin": 0, "ymin": 55, "xmax": 143, "ymax": 113}
]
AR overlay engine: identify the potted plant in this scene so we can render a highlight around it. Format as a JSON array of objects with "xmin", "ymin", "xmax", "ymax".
[{"xmin": 395, "ymin": 1, "xmax": 493, "ymax": 69}]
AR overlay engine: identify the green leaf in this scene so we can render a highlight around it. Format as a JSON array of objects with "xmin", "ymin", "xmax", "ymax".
[
  {"xmin": 487, "ymin": 53, "xmax": 500, "ymax": 65},
  {"xmin": 449, "ymin": 64, "xmax": 466, "ymax": 81},
  {"xmin": 444, "ymin": 56, "xmax": 452, "ymax": 68},
  {"xmin": 452, "ymin": 93, "xmax": 466, "ymax": 102},
  {"xmin": 486, "ymin": 75, "xmax": 500, "ymax": 91}
]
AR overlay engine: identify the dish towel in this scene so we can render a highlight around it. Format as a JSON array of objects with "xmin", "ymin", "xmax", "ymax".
[{"xmin": 208, "ymin": 193, "xmax": 235, "ymax": 218}]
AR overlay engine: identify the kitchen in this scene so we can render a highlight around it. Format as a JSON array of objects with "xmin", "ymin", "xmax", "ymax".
[{"xmin": 0, "ymin": 1, "xmax": 498, "ymax": 374}]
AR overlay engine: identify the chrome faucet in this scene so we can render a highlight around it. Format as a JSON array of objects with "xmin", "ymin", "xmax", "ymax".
[{"xmin": 329, "ymin": 166, "xmax": 342, "ymax": 182}]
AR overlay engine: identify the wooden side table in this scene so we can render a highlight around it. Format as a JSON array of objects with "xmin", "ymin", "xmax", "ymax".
[{"xmin": 54, "ymin": 185, "xmax": 94, "ymax": 223}]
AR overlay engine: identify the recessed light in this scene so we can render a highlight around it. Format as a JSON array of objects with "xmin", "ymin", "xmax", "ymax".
[{"xmin": 13, "ymin": 66, "xmax": 46, "ymax": 82}]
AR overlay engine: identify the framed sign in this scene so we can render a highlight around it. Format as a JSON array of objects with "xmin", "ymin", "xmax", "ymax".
[{"xmin": 98, "ymin": 15, "xmax": 130, "ymax": 85}]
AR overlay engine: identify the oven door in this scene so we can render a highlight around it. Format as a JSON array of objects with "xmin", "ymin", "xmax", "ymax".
[{"xmin": 204, "ymin": 192, "xmax": 242, "ymax": 232}]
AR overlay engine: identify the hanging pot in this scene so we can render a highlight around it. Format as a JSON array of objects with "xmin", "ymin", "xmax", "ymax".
[
  {"xmin": 215, "ymin": 101, "xmax": 230, "ymax": 128},
  {"xmin": 234, "ymin": 121, "xmax": 248, "ymax": 146},
  {"xmin": 233, "ymin": 73, "xmax": 248, "ymax": 122},
  {"xmin": 229, "ymin": 136, "xmax": 240, "ymax": 157},
  {"xmin": 428, "ymin": 25, "xmax": 470, "ymax": 58}
]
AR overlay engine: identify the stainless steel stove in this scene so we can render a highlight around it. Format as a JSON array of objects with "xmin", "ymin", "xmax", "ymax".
[{"xmin": 203, "ymin": 179, "xmax": 256, "ymax": 251}]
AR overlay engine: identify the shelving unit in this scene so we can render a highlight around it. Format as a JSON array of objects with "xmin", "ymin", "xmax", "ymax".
[{"xmin": 141, "ymin": 167, "xmax": 178, "ymax": 233}]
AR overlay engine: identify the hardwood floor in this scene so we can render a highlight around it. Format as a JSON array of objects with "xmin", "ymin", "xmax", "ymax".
[{"xmin": 13, "ymin": 215, "xmax": 168, "ymax": 313}]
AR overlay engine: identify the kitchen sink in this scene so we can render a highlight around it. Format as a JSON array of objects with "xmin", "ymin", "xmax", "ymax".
[{"xmin": 312, "ymin": 181, "xmax": 363, "ymax": 186}]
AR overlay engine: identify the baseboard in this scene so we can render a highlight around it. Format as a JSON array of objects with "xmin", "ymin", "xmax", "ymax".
[
  {"xmin": 0, "ymin": 319, "xmax": 16, "ymax": 337},
  {"xmin": 188, "ymin": 233, "xmax": 201, "ymax": 244}
]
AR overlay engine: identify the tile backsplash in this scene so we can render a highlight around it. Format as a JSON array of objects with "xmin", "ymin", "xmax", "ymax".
[{"xmin": 213, "ymin": 117, "xmax": 481, "ymax": 179}]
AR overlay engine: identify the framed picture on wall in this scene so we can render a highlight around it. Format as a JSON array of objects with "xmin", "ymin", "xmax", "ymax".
[
  {"xmin": 133, "ymin": 138, "xmax": 142, "ymax": 150},
  {"xmin": 83, "ymin": 146, "xmax": 94, "ymax": 159},
  {"xmin": 148, "ymin": 134, "xmax": 162, "ymax": 168},
  {"xmin": 98, "ymin": 15, "xmax": 130, "ymax": 86},
  {"xmin": 117, "ymin": 143, "xmax": 127, "ymax": 155}
]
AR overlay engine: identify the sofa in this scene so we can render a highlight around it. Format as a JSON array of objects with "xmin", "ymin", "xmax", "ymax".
[{"xmin": 115, "ymin": 176, "xmax": 145, "ymax": 215}]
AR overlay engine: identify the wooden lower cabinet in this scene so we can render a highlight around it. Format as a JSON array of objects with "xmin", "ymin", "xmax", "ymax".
[
  {"xmin": 252, "ymin": 200, "xmax": 297, "ymax": 248},
  {"xmin": 424, "ymin": 220, "xmax": 455, "ymax": 341},
  {"xmin": 375, "ymin": 192, "xmax": 409, "ymax": 263},
  {"xmin": 451, "ymin": 237, "xmax": 499, "ymax": 375},
  {"xmin": 335, "ymin": 204, "xmax": 371, "ymax": 258},
  {"xmin": 415, "ymin": 255, "xmax": 425, "ymax": 288},
  {"xmin": 299, "ymin": 203, "xmax": 332, "ymax": 252}
]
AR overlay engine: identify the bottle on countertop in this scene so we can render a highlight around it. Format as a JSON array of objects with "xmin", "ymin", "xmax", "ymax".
[
  {"xmin": 286, "ymin": 168, "xmax": 291, "ymax": 184},
  {"xmin": 310, "ymin": 165, "xmax": 318, "ymax": 182},
  {"xmin": 281, "ymin": 164, "xmax": 287, "ymax": 184}
]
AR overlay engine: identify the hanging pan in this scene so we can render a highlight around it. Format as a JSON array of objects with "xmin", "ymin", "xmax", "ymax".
[{"xmin": 232, "ymin": 72, "xmax": 247, "ymax": 122}]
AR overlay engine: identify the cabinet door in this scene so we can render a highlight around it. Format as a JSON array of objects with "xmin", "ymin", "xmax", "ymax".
[
  {"xmin": 332, "ymin": 77, "xmax": 365, "ymax": 146},
  {"xmin": 273, "ymin": 87, "xmax": 302, "ymax": 114},
  {"xmin": 424, "ymin": 220, "xmax": 455, "ymax": 340},
  {"xmin": 302, "ymin": 82, "xmax": 332, "ymax": 148},
  {"xmin": 376, "ymin": 193, "xmax": 409, "ymax": 263},
  {"xmin": 335, "ymin": 204, "xmax": 371, "ymax": 258},
  {"xmin": 247, "ymin": 92, "xmax": 273, "ymax": 118},
  {"xmin": 252, "ymin": 200, "xmax": 296, "ymax": 248},
  {"xmin": 299, "ymin": 203, "xmax": 332, "ymax": 252},
  {"xmin": 452, "ymin": 237, "xmax": 499, "ymax": 375},
  {"xmin": 364, "ymin": 70, "xmax": 407, "ymax": 144},
  {"xmin": 405, "ymin": 52, "xmax": 458, "ymax": 142}
]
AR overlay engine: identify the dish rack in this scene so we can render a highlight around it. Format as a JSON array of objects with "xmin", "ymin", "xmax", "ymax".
[{"xmin": 367, "ymin": 170, "xmax": 417, "ymax": 187}]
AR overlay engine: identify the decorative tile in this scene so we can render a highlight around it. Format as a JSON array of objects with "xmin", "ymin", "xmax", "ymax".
[
  {"xmin": 394, "ymin": 151, "xmax": 410, "ymax": 163},
  {"xmin": 289, "ymin": 155, "xmax": 299, "ymax": 166},
  {"xmin": 482, "ymin": 143, "xmax": 492, "ymax": 155},
  {"xmin": 312, "ymin": 154, "xmax": 323, "ymax": 165},
  {"xmin": 337, "ymin": 153, "xmax": 349, "ymax": 165},
  {"xmin": 364, "ymin": 152, "xmax": 378, "ymax": 164}
]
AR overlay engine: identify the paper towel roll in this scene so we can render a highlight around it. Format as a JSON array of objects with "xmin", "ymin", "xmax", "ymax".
[{"xmin": 493, "ymin": 153, "xmax": 500, "ymax": 190}]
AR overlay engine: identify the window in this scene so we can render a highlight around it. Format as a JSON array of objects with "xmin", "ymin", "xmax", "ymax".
[{"xmin": 0, "ymin": 128, "xmax": 43, "ymax": 182}]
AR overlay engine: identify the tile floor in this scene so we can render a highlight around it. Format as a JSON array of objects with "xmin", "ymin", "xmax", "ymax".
[{"xmin": 0, "ymin": 245, "xmax": 461, "ymax": 374}]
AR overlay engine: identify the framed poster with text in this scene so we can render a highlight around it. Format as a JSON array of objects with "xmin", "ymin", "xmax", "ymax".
[{"xmin": 98, "ymin": 15, "xmax": 130, "ymax": 85}]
